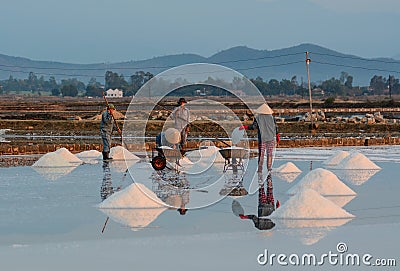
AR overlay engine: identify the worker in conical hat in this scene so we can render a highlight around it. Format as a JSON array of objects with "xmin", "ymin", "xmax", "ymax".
[{"xmin": 239, "ymin": 103, "xmax": 280, "ymax": 173}]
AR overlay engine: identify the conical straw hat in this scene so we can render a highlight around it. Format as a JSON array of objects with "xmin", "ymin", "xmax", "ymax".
[
  {"xmin": 165, "ymin": 128, "xmax": 181, "ymax": 144},
  {"xmin": 255, "ymin": 103, "xmax": 273, "ymax": 115}
]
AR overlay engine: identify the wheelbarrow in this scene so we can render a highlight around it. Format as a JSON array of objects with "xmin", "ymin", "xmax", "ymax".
[
  {"xmin": 151, "ymin": 146, "xmax": 182, "ymax": 171},
  {"xmin": 219, "ymin": 147, "xmax": 249, "ymax": 173}
]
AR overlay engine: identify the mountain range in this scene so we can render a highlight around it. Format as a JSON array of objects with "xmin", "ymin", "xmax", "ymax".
[{"xmin": 1, "ymin": 43, "xmax": 399, "ymax": 86}]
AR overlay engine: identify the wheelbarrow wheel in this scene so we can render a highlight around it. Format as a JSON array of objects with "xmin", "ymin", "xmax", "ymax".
[{"xmin": 151, "ymin": 156, "xmax": 167, "ymax": 170}]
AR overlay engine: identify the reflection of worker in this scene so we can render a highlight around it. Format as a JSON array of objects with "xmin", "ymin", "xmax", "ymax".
[
  {"xmin": 156, "ymin": 128, "xmax": 181, "ymax": 149},
  {"xmin": 151, "ymin": 171, "xmax": 189, "ymax": 215},
  {"xmin": 171, "ymin": 98, "xmax": 190, "ymax": 150},
  {"xmin": 233, "ymin": 173, "xmax": 279, "ymax": 230},
  {"xmin": 100, "ymin": 161, "xmax": 114, "ymax": 201},
  {"xmin": 240, "ymin": 103, "xmax": 279, "ymax": 173},
  {"xmin": 100, "ymin": 104, "xmax": 121, "ymax": 160}
]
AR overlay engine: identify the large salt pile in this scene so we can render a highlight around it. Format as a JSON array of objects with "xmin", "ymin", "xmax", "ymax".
[
  {"xmin": 323, "ymin": 151, "xmax": 350, "ymax": 167},
  {"xmin": 98, "ymin": 183, "xmax": 164, "ymax": 209},
  {"xmin": 271, "ymin": 189, "xmax": 354, "ymax": 219},
  {"xmin": 287, "ymin": 168, "xmax": 356, "ymax": 196},
  {"xmin": 99, "ymin": 208, "xmax": 166, "ymax": 231},
  {"xmin": 109, "ymin": 146, "xmax": 140, "ymax": 160},
  {"xmin": 335, "ymin": 152, "xmax": 381, "ymax": 170}
]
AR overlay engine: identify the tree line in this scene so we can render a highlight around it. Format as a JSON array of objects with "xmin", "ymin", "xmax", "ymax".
[{"xmin": 0, "ymin": 70, "xmax": 399, "ymax": 97}]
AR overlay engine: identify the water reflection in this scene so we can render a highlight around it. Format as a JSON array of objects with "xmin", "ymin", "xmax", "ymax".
[
  {"xmin": 31, "ymin": 165, "xmax": 78, "ymax": 181},
  {"xmin": 151, "ymin": 170, "xmax": 190, "ymax": 215},
  {"xmin": 219, "ymin": 173, "xmax": 248, "ymax": 197},
  {"xmin": 333, "ymin": 169, "xmax": 380, "ymax": 186},
  {"xmin": 232, "ymin": 173, "xmax": 277, "ymax": 230}
]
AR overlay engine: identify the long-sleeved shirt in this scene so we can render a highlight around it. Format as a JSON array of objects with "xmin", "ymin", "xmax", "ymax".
[
  {"xmin": 171, "ymin": 106, "xmax": 190, "ymax": 131},
  {"xmin": 100, "ymin": 110, "xmax": 116, "ymax": 135},
  {"xmin": 248, "ymin": 114, "xmax": 278, "ymax": 142}
]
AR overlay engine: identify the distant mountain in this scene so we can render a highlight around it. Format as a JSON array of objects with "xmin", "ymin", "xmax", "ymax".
[{"xmin": 1, "ymin": 44, "xmax": 399, "ymax": 86}]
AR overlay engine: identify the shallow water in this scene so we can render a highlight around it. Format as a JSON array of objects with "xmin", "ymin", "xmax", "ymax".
[{"xmin": 0, "ymin": 146, "xmax": 399, "ymax": 270}]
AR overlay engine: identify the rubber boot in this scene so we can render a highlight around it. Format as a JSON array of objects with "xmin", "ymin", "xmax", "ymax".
[{"xmin": 103, "ymin": 152, "xmax": 113, "ymax": 161}]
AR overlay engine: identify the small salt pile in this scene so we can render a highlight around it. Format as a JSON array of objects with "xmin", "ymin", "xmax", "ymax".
[
  {"xmin": 335, "ymin": 152, "xmax": 381, "ymax": 170},
  {"xmin": 75, "ymin": 150, "xmax": 102, "ymax": 164},
  {"xmin": 323, "ymin": 151, "xmax": 350, "ymax": 167},
  {"xmin": 185, "ymin": 146, "xmax": 225, "ymax": 163},
  {"xmin": 109, "ymin": 146, "xmax": 140, "ymax": 160},
  {"xmin": 287, "ymin": 168, "xmax": 356, "ymax": 196},
  {"xmin": 271, "ymin": 188, "xmax": 354, "ymax": 219},
  {"xmin": 75, "ymin": 150, "xmax": 102, "ymax": 159},
  {"xmin": 54, "ymin": 148, "xmax": 83, "ymax": 164},
  {"xmin": 274, "ymin": 162, "xmax": 302, "ymax": 173},
  {"xmin": 273, "ymin": 162, "xmax": 302, "ymax": 183},
  {"xmin": 33, "ymin": 148, "xmax": 82, "ymax": 167},
  {"xmin": 98, "ymin": 183, "xmax": 163, "ymax": 209}
]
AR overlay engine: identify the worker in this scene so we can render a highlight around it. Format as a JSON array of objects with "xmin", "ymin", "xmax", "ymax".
[
  {"xmin": 239, "ymin": 103, "xmax": 280, "ymax": 173},
  {"xmin": 100, "ymin": 104, "xmax": 121, "ymax": 160},
  {"xmin": 171, "ymin": 97, "xmax": 190, "ymax": 151}
]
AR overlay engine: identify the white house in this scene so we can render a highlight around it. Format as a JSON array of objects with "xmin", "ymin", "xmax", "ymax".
[{"xmin": 106, "ymin": 88, "xmax": 123, "ymax": 98}]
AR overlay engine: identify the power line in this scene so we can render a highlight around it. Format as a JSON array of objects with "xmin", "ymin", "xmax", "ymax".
[
  {"xmin": 313, "ymin": 60, "xmax": 400, "ymax": 75},
  {"xmin": 310, "ymin": 51, "xmax": 400, "ymax": 65}
]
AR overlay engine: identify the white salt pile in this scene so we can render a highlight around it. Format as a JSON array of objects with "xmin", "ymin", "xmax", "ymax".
[
  {"xmin": 287, "ymin": 168, "xmax": 356, "ymax": 196},
  {"xmin": 109, "ymin": 146, "xmax": 140, "ymax": 160},
  {"xmin": 335, "ymin": 152, "xmax": 381, "ymax": 170},
  {"xmin": 99, "ymin": 208, "xmax": 166, "ymax": 231},
  {"xmin": 323, "ymin": 151, "xmax": 350, "ymax": 167},
  {"xmin": 33, "ymin": 148, "xmax": 82, "ymax": 167},
  {"xmin": 54, "ymin": 148, "xmax": 83, "ymax": 164},
  {"xmin": 185, "ymin": 146, "xmax": 225, "ymax": 163},
  {"xmin": 98, "ymin": 183, "xmax": 163, "ymax": 209},
  {"xmin": 274, "ymin": 162, "xmax": 302, "ymax": 173},
  {"xmin": 75, "ymin": 150, "xmax": 102, "ymax": 164},
  {"xmin": 271, "ymin": 188, "xmax": 355, "ymax": 219},
  {"xmin": 75, "ymin": 150, "xmax": 102, "ymax": 159},
  {"xmin": 33, "ymin": 152, "xmax": 70, "ymax": 167}
]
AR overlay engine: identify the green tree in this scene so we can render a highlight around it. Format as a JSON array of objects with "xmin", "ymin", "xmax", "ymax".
[
  {"xmin": 369, "ymin": 75, "xmax": 386, "ymax": 95},
  {"xmin": 61, "ymin": 84, "xmax": 78, "ymax": 97}
]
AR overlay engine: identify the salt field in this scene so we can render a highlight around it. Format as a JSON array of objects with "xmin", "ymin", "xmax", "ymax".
[{"xmin": 0, "ymin": 146, "xmax": 399, "ymax": 270}]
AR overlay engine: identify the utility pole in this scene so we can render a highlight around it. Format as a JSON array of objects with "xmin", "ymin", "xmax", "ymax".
[
  {"xmin": 305, "ymin": 52, "xmax": 314, "ymax": 130},
  {"xmin": 388, "ymin": 74, "xmax": 392, "ymax": 99}
]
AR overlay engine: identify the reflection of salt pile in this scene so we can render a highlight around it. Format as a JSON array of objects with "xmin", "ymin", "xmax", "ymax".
[
  {"xmin": 287, "ymin": 168, "xmax": 356, "ymax": 196},
  {"xmin": 323, "ymin": 151, "xmax": 350, "ymax": 167},
  {"xmin": 333, "ymin": 152, "xmax": 381, "ymax": 185},
  {"xmin": 280, "ymin": 218, "xmax": 352, "ymax": 245},
  {"xmin": 99, "ymin": 208, "xmax": 166, "ymax": 231},
  {"xmin": 110, "ymin": 146, "xmax": 140, "ymax": 160},
  {"xmin": 32, "ymin": 148, "xmax": 82, "ymax": 180},
  {"xmin": 273, "ymin": 162, "xmax": 302, "ymax": 183},
  {"xmin": 98, "ymin": 183, "xmax": 163, "ymax": 208},
  {"xmin": 271, "ymin": 189, "xmax": 354, "ymax": 219},
  {"xmin": 75, "ymin": 150, "xmax": 102, "ymax": 164}
]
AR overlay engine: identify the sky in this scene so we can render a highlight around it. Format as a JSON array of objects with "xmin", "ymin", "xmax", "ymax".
[{"xmin": 0, "ymin": 0, "xmax": 399, "ymax": 64}]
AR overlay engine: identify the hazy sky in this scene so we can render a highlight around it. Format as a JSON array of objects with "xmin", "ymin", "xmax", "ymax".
[{"xmin": 1, "ymin": 0, "xmax": 399, "ymax": 63}]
